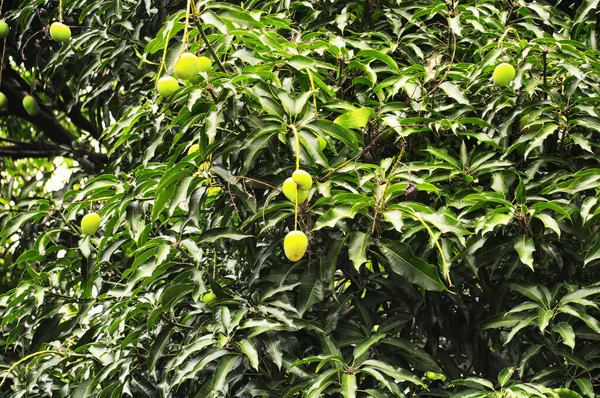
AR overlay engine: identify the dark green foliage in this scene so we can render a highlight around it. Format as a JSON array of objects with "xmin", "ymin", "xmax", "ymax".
[{"xmin": 1, "ymin": 0, "xmax": 600, "ymax": 397}]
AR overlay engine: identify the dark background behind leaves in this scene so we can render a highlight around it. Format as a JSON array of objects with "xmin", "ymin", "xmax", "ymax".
[{"xmin": 0, "ymin": 0, "xmax": 599, "ymax": 397}]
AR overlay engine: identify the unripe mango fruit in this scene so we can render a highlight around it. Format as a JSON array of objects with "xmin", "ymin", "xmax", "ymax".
[
  {"xmin": 0, "ymin": 92, "xmax": 7, "ymax": 110},
  {"xmin": 201, "ymin": 292, "xmax": 216, "ymax": 304},
  {"xmin": 22, "ymin": 96, "xmax": 39, "ymax": 116},
  {"xmin": 292, "ymin": 169, "xmax": 313, "ymax": 190},
  {"xmin": 198, "ymin": 56, "xmax": 212, "ymax": 72},
  {"xmin": 0, "ymin": 20, "xmax": 9, "ymax": 39},
  {"xmin": 282, "ymin": 178, "xmax": 308, "ymax": 204},
  {"xmin": 81, "ymin": 213, "xmax": 101, "ymax": 235},
  {"xmin": 50, "ymin": 22, "xmax": 71, "ymax": 42},
  {"xmin": 174, "ymin": 52, "xmax": 201, "ymax": 80},
  {"xmin": 157, "ymin": 76, "xmax": 179, "ymax": 97},
  {"xmin": 284, "ymin": 230, "xmax": 308, "ymax": 262},
  {"xmin": 493, "ymin": 63, "xmax": 515, "ymax": 87},
  {"xmin": 318, "ymin": 136, "xmax": 327, "ymax": 151}
]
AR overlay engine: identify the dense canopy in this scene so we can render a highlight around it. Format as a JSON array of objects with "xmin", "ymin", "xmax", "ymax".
[{"xmin": 1, "ymin": 0, "xmax": 600, "ymax": 397}]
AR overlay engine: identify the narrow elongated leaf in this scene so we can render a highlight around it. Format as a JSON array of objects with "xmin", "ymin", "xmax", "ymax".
[
  {"xmin": 198, "ymin": 227, "xmax": 253, "ymax": 243},
  {"xmin": 559, "ymin": 305, "xmax": 600, "ymax": 333},
  {"xmin": 362, "ymin": 359, "xmax": 425, "ymax": 387},
  {"xmin": 553, "ymin": 322, "xmax": 576, "ymax": 350},
  {"xmin": 498, "ymin": 367, "xmax": 515, "ymax": 387},
  {"xmin": 314, "ymin": 206, "xmax": 353, "ymax": 230},
  {"xmin": 560, "ymin": 286, "xmax": 600, "ymax": 305},
  {"xmin": 341, "ymin": 374, "xmax": 357, "ymax": 398},
  {"xmin": 353, "ymin": 333, "xmax": 385, "ymax": 362},
  {"xmin": 211, "ymin": 355, "xmax": 242, "ymax": 391},
  {"xmin": 333, "ymin": 107, "xmax": 375, "ymax": 129},
  {"xmin": 296, "ymin": 274, "xmax": 324, "ymax": 317},
  {"xmin": 148, "ymin": 328, "xmax": 171, "ymax": 373},
  {"xmin": 378, "ymin": 240, "xmax": 447, "ymax": 291},
  {"xmin": 504, "ymin": 314, "xmax": 538, "ymax": 345},
  {"xmin": 584, "ymin": 236, "xmax": 600, "ymax": 266},
  {"xmin": 238, "ymin": 339, "xmax": 259, "ymax": 371},
  {"xmin": 356, "ymin": 49, "xmax": 399, "ymax": 71},
  {"xmin": 348, "ymin": 231, "xmax": 371, "ymax": 270},
  {"xmin": 574, "ymin": 378, "xmax": 594, "ymax": 398}
]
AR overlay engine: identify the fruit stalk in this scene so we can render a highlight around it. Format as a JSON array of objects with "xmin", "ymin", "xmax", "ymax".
[
  {"xmin": 155, "ymin": 26, "xmax": 172, "ymax": 94},
  {"xmin": 190, "ymin": 0, "xmax": 226, "ymax": 73},
  {"xmin": 182, "ymin": 0, "xmax": 192, "ymax": 50},
  {"xmin": 0, "ymin": 350, "xmax": 68, "ymax": 389},
  {"xmin": 0, "ymin": 38, "xmax": 6, "ymax": 87},
  {"xmin": 497, "ymin": 27, "xmax": 521, "ymax": 49},
  {"xmin": 290, "ymin": 124, "xmax": 301, "ymax": 229}
]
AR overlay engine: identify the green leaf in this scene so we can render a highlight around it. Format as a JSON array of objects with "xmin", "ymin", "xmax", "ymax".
[
  {"xmin": 439, "ymin": 81, "xmax": 469, "ymax": 105},
  {"xmin": 333, "ymin": 107, "xmax": 375, "ymax": 129},
  {"xmin": 554, "ymin": 388, "xmax": 583, "ymax": 398},
  {"xmin": 553, "ymin": 322, "xmax": 575, "ymax": 350},
  {"xmin": 514, "ymin": 235, "xmax": 535, "ymax": 271},
  {"xmin": 348, "ymin": 231, "xmax": 371, "ymax": 270},
  {"xmin": 341, "ymin": 374, "xmax": 357, "ymax": 398},
  {"xmin": 383, "ymin": 210, "xmax": 404, "ymax": 232},
  {"xmin": 361, "ymin": 359, "xmax": 425, "ymax": 387},
  {"xmin": 211, "ymin": 355, "xmax": 242, "ymax": 391},
  {"xmin": 238, "ymin": 339, "xmax": 259, "ymax": 371},
  {"xmin": 509, "ymin": 281, "xmax": 549, "ymax": 307},
  {"xmin": 533, "ymin": 213, "xmax": 561, "ymax": 238},
  {"xmin": 559, "ymin": 305, "xmax": 600, "ymax": 333},
  {"xmin": 504, "ymin": 314, "xmax": 538, "ymax": 345},
  {"xmin": 378, "ymin": 240, "xmax": 448, "ymax": 292},
  {"xmin": 519, "ymin": 345, "xmax": 542, "ymax": 378},
  {"xmin": 304, "ymin": 368, "xmax": 338, "ymax": 397},
  {"xmin": 305, "ymin": 119, "xmax": 360, "ymax": 151},
  {"xmin": 497, "ymin": 367, "xmax": 515, "ymax": 387},
  {"xmin": 287, "ymin": 55, "xmax": 317, "ymax": 71},
  {"xmin": 356, "ymin": 49, "xmax": 399, "ymax": 71},
  {"xmin": 353, "ymin": 333, "xmax": 385, "ymax": 363},
  {"xmin": 296, "ymin": 273, "xmax": 324, "ymax": 317},
  {"xmin": 524, "ymin": 123, "xmax": 559, "ymax": 159},
  {"xmin": 584, "ymin": 236, "xmax": 600, "ymax": 266},
  {"xmin": 574, "ymin": 0, "xmax": 600, "ymax": 25},
  {"xmin": 314, "ymin": 206, "xmax": 353, "ymax": 230},
  {"xmin": 538, "ymin": 309, "xmax": 553, "ymax": 333},
  {"xmin": 515, "ymin": 178, "xmax": 526, "ymax": 205},
  {"xmin": 453, "ymin": 377, "xmax": 495, "ymax": 390},
  {"xmin": 381, "ymin": 338, "xmax": 442, "ymax": 372},
  {"xmin": 560, "ymin": 286, "xmax": 600, "ymax": 305},
  {"xmin": 574, "ymin": 378, "xmax": 594, "ymax": 398},
  {"xmin": 198, "ymin": 227, "xmax": 253, "ymax": 243},
  {"xmin": 148, "ymin": 328, "xmax": 171, "ymax": 373}
]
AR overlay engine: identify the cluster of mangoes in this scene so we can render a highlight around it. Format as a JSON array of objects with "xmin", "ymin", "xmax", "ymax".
[
  {"xmin": 156, "ymin": 52, "xmax": 212, "ymax": 97},
  {"xmin": 281, "ymin": 170, "xmax": 313, "ymax": 262}
]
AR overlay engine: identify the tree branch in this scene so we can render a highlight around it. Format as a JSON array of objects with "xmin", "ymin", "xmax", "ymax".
[
  {"xmin": 0, "ymin": 145, "xmax": 60, "ymax": 159},
  {"xmin": 1, "ymin": 70, "xmax": 76, "ymax": 146},
  {"xmin": 0, "ymin": 140, "xmax": 108, "ymax": 164}
]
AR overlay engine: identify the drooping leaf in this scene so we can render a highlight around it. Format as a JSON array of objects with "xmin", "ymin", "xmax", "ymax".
[{"xmin": 378, "ymin": 240, "xmax": 448, "ymax": 292}]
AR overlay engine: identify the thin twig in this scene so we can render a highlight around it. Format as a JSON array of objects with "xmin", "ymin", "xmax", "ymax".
[
  {"xmin": 371, "ymin": 140, "xmax": 406, "ymax": 235},
  {"xmin": 190, "ymin": 4, "xmax": 226, "ymax": 73},
  {"xmin": 427, "ymin": 30, "xmax": 456, "ymax": 97},
  {"xmin": 319, "ymin": 127, "xmax": 392, "ymax": 182},
  {"xmin": 231, "ymin": 176, "xmax": 282, "ymax": 193}
]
